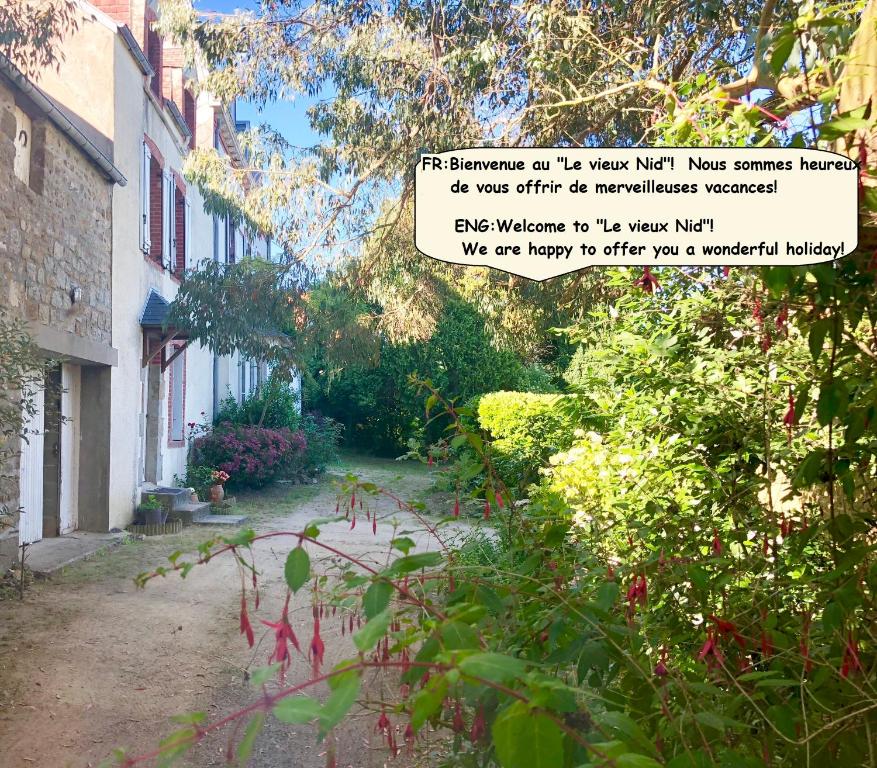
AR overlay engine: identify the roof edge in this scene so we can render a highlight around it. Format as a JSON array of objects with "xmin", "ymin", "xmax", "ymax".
[{"xmin": 0, "ymin": 53, "xmax": 127, "ymax": 186}]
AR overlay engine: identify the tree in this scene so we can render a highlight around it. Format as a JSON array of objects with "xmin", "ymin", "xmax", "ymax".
[{"xmin": 1, "ymin": 0, "xmax": 77, "ymax": 77}]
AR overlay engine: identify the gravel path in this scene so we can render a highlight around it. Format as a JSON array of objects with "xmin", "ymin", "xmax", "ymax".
[{"xmin": 0, "ymin": 456, "xmax": 467, "ymax": 768}]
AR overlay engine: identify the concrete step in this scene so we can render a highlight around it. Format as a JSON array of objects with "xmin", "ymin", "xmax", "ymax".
[
  {"xmin": 167, "ymin": 501, "xmax": 213, "ymax": 524},
  {"xmin": 24, "ymin": 532, "xmax": 124, "ymax": 578},
  {"xmin": 191, "ymin": 514, "xmax": 249, "ymax": 526}
]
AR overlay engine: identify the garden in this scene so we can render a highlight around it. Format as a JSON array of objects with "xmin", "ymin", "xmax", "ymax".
[{"xmin": 4, "ymin": 0, "xmax": 877, "ymax": 766}]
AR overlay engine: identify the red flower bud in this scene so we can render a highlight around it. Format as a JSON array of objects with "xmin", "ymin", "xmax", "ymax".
[
  {"xmin": 452, "ymin": 700, "xmax": 465, "ymax": 733},
  {"xmin": 469, "ymin": 706, "xmax": 486, "ymax": 743},
  {"xmin": 239, "ymin": 594, "xmax": 254, "ymax": 648},
  {"xmin": 483, "ymin": 498, "xmax": 491, "ymax": 519},
  {"xmin": 453, "ymin": 497, "xmax": 460, "ymax": 518}
]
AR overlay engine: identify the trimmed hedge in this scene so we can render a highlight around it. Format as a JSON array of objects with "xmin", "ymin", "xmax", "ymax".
[{"xmin": 476, "ymin": 391, "xmax": 593, "ymax": 489}]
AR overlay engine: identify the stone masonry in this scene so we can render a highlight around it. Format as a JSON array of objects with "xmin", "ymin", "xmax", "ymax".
[{"xmin": 0, "ymin": 75, "xmax": 114, "ymax": 559}]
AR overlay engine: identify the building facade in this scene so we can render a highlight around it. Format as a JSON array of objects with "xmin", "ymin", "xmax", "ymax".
[
  {"xmin": 0, "ymin": 52, "xmax": 124, "ymax": 565},
  {"xmin": 0, "ymin": 0, "xmax": 275, "ymax": 559}
]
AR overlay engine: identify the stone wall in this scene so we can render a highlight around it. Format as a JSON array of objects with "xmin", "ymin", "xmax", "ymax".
[
  {"xmin": 0, "ymin": 76, "xmax": 114, "ymax": 568},
  {"xmin": 0, "ymin": 80, "xmax": 113, "ymax": 346}
]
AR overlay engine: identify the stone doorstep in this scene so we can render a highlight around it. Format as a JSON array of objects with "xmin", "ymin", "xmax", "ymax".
[
  {"xmin": 22, "ymin": 531, "xmax": 125, "ymax": 578},
  {"xmin": 191, "ymin": 514, "xmax": 249, "ymax": 526},
  {"xmin": 166, "ymin": 501, "xmax": 212, "ymax": 524}
]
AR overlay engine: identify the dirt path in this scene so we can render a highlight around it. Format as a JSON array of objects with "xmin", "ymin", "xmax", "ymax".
[{"xmin": 0, "ymin": 455, "xmax": 465, "ymax": 768}]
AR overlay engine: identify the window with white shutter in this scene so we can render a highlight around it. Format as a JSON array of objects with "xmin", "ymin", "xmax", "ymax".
[
  {"xmin": 184, "ymin": 198, "xmax": 191, "ymax": 270},
  {"xmin": 164, "ymin": 172, "xmax": 175, "ymax": 271},
  {"xmin": 140, "ymin": 142, "xmax": 152, "ymax": 253}
]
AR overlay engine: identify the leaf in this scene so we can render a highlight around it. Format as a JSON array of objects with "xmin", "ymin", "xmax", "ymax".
[
  {"xmin": 391, "ymin": 536, "xmax": 416, "ymax": 555},
  {"xmin": 617, "ymin": 755, "xmax": 664, "ymax": 768},
  {"xmin": 597, "ymin": 711, "xmax": 659, "ymax": 757},
  {"xmin": 440, "ymin": 621, "xmax": 480, "ymax": 651},
  {"xmin": 319, "ymin": 669, "xmax": 361, "ymax": 734},
  {"xmin": 817, "ymin": 381, "xmax": 849, "ymax": 425},
  {"xmin": 362, "ymin": 580, "xmax": 393, "ymax": 619},
  {"xmin": 492, "ymin": 701, "xmax": 564, "ymax": 768},
  {"xmin": 769, "ymin": 34, "xmax": 796, "ymax": 76},
  {"xmin": 236, "ymin": 713, "xmax": 265, "ymax": 767},
  {"xmin": 384, "ymin": 551, "xmax": 444, "ymax": 576},
  {"xmin": 273, "ymin": 696, "xmax": 322, "ymax": 724},
  {"xmin": 248, "ymin": 664, "xmax": 281, "ymax": 687},
  {"xmin": 354, "ymin": 608, "xmax": 392, "ymax": 652},
  {"xmin": 459, "ymin": 653, "xmax": 527, "ymax": 683},
  {"xmin": 284, "ymin": 547, "xmax": 310, "ymax": 594},
  {"xmin": 410, "ymin": 675, "xmax": 449, "ymax": 730},
  {"xmin": 808, "ymin": 319, "xmax": 830, "ymax": 362}
]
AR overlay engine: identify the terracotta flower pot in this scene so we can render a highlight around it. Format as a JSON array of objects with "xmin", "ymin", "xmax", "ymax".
[{"xmin": 208, "ymin": 484, "xmax": 225, "ymax": 503}]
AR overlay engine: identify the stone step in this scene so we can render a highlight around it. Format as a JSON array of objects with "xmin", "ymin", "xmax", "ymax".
[
  {"xmin": 141, "ymin": 486, "xmax": 192, "ymax": 513},
  {"xmin": 167, "ymin": 501, "xmax": 213, "ymax": 524},
  {"xmin": 191, "ymin": 514, "xmax": 249, "ymax": 526}
]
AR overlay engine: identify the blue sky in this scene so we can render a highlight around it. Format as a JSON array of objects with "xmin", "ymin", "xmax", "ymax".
[{"xmin": 195, "ymin": 0, "xmax": 321, "ymax": 149}]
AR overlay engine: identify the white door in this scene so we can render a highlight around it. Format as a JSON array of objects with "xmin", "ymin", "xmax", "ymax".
[
  {"xmin": 59, "ymin": 364, "xmax": 79, "ymax": 534},
  {"xmin": 18, "ymin": 383, "xmax": 45, "ymax": 545}
]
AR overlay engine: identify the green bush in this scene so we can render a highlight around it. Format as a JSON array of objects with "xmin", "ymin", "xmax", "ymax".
[
  {"xmin": 300, "ymin": 412, "xmax": 343, "ymax": 473},
  {"xmin": 475, "ymin": 391, "xmax": 594, "ymax": 489},
  {"xmin": 214, "ymin": 377, "xmax": 301, "ymax": 431}
]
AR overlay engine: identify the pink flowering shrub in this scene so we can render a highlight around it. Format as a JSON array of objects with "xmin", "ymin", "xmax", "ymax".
[{"xmin": 192, "ymin": 422, "xmax": 307, "ymax": 488}]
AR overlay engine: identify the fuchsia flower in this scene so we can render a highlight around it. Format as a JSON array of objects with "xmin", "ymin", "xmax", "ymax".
[
  {"xmin": 654, "ymin": 646, "xmax": 669, "ymax": 678},
  {"xmin": 711, "ymin": 529, "xmax": 722, "ymax": 556},
  {"xmin": 636, "ymin": 267, "xmax": 661, "ymax": 293},
  {"xmin": 709, "ymin": 615, "xmax": 746, "ymax": 649},
  {"xmin": 310, "ymin": 616, "xmax": 325, "ymax": 676},
  {"xmin": 453, "ymin": 497, "xmax": 460, "ymax": 518},
  {"xmin": 261, "ymin": 593, "xmax": 301, "ymax": 676},
  {"xmin": 841, "ymin": 632, "xmax": 862, "ymax": 678},
  {"xmin": 452, "ymin": 700, "xmax": 465, "ymax": 733},
  {"xmin": 483, "ymin": 498, "xmax": 491, "ymax": 519},
  {"xmin": 469, "ymin": 706, "xmax": 486, "ymax": 743}
]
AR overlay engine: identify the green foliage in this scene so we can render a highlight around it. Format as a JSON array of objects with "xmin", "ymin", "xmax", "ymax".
[
  {"xmin": 475, "ymin": 391, "xmax": 594, "ymax": 490},
  {"xmin": 0, "ymin": 309, "xmax": 53, "ymax": 518},
  {"xmin": 307, "ymin": 299, "xmax": 529, "ymax": 454},
  {"xmin": 173, "ymin": 464, "xmax": 215, "ymax": 500},
  {"xmin": 299, "ymin": 412, "xmax": 343, "ymax": 473},
  {"xmin": 214, "ymin": 377, "xmax": 301, "ymax": 431},
  {"xmin": 214, "ymin": 381, "xmax": 341, "ymax": 473}
]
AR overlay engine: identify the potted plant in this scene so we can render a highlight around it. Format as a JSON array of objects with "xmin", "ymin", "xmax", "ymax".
[
  {"xmin": 208, "ymin": 470, "xmax": 230, "ymax": 503},
  {"xmin": 138, "ymin": 494, "xmax": 167, "ymax": 525}
]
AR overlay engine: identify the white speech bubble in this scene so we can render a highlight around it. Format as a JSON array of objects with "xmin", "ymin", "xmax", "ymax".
[{"xmin": 413, "ymin": 148, "xmax": 858, "ymax": 281}]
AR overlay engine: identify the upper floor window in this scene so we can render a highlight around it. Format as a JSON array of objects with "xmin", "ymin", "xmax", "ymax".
[
  {"xmin": 13, "ymin": 106, "xmax": 31, "ymax": 186},
  {"xmin": 174, "ymin": 185, "xmax": 190, "ymax": 275}
]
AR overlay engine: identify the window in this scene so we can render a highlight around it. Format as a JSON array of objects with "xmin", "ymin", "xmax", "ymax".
[
  {"xmin": 168, "ymin": 345, "xmax": 186, "ymax": 444},
  {"xmin": 140, "ymin": 142, "xmax": 151, "ymax": 252},
  {"xmin": 13, "ymin": 106, "xmax": 31, "ymax": 185},
  {"xmin": 174, "ymin": 192, "xmax": 190, "ymax": 274},
  {"xmin": 212, "ymin": 215, "xmax": 220, "ymax": 262},
  {"xmin": 225, "ymin": 216, "xmax": 237, "ymax": 264},
  {"xmin": 163, "ymin": 170, "xmax": 175, "ymax": 270},
  {"xmin": 148, "ymin": 153, "xmax": 163, "ymax": 263},
  {"xmin": 249, "ymin": 359, "xmax": 259, "ymax": 395}
]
